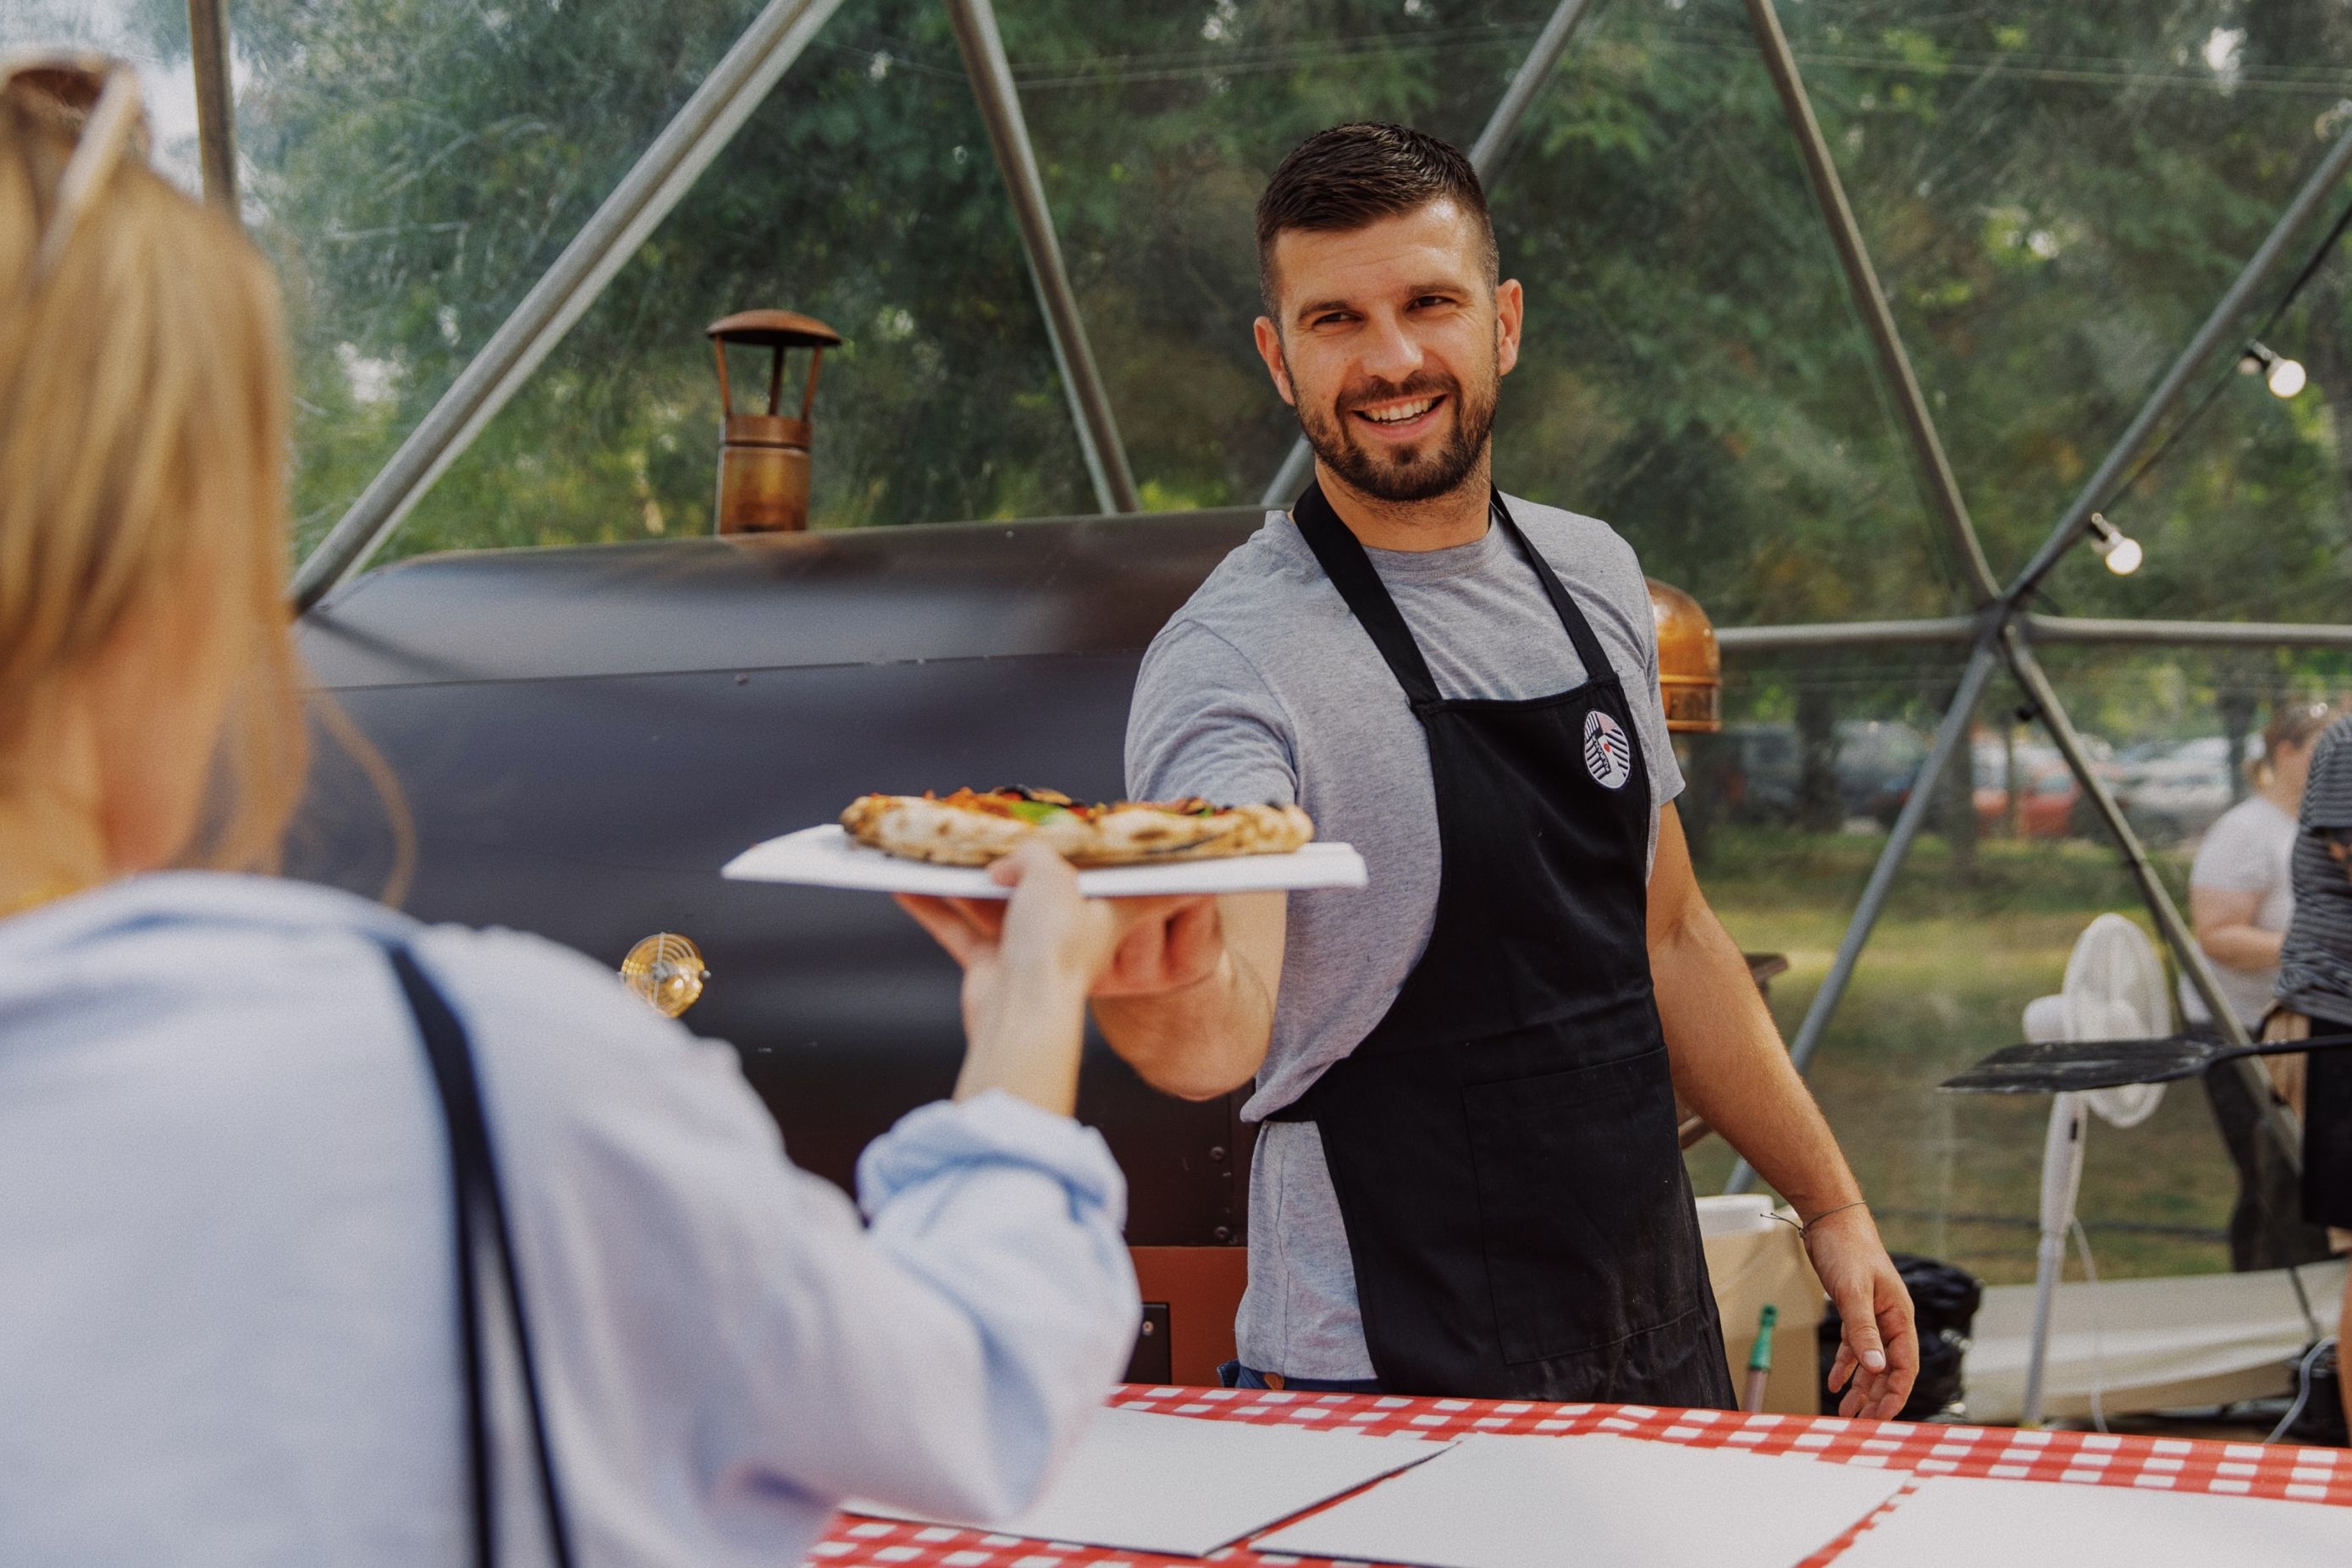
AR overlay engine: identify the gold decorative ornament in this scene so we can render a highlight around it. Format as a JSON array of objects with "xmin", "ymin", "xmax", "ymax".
[
  {"xmin": 621, "ymin": 932, "xmax": 708, "ymax": 1019},
  {"xmin": 1646, "ymin": 577, "xmax": 1721, "ymax": 734}
]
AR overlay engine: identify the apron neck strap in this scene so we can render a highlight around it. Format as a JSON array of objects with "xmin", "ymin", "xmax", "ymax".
[
  {"xmin": 1488, "ymin": 492, "xmax": 1615, "ymax": 678},
  {"xmin": 1288, "ymin": 478, "xmax": 1615, "ymax": 701},
  {"xmin": 1289, "ymin": 477, "xmax": 1444, "ymax": 705}
]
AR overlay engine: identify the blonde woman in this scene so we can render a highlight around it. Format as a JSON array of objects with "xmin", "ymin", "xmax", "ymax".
[{"xmin": 0, "ymin": 58, "xmax": 1154, "ymax": 1565}]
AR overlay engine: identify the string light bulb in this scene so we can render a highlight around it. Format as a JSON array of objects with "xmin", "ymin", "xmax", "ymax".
[
  {"xmin": 2087, "ymin": 511, "xmax": 2142, "ymax": 576},
  {"xmin": 2241, "ymin": 340, "xmax": 2308, "ymax": 399}
]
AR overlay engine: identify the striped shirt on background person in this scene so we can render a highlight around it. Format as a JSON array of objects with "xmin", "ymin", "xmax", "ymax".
[
  {"xmin": 2277, "ymin": 715, "xmax": 2352, "ymax": 1027},
  {"xmin": 2273, "ymin": 715, "xmax": 2352, "ymax": 1242}
]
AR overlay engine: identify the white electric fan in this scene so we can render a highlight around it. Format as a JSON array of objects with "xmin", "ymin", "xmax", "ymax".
[{"xmin": 2016, "ymin": 913, "xmax": 2171, "ymax": 1427}]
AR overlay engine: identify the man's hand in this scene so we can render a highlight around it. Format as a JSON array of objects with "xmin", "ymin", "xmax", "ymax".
[
  {"xmin": 894, "ymin": 885, "xmax": 1223, "ymax": 1000},
  {"xmin": 1096, "ymin": 891, "xmax": 1286, "ymax": 1101},
  {"xmin": 1091, "ymin": 895, "xmax": 1228, "ymax": 997},
  {"xmin": 1806, "ymin": 1206, "xmax": 1919, "ymax": 1421},
  {"xmin": 903, "ymin": 872, "xmax": 1282, "ymax": 1102},
  {"xmin": 895, "ymin": 844, "xmax": 1213, "ymax": 1115}
]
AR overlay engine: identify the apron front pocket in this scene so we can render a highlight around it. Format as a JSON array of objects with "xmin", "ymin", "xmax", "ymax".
[{"xmin": 1462, "ymin": 1044, "xmax": 1707, "ymax": 1368}]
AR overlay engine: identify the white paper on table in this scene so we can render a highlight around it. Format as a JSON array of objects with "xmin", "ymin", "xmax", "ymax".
[
  {"xmin": 1255, "ymin": 1432, "xmax": 1913, "ymax": 1568},
  {"xmin": 845, "ymin": 1406, "xmax": 1449, "ymax": 1559},
  {"xmin": 723, "ymin": 824, "xmax": 1368, "ymax": 897},
  {"xmin": 1829, "ymin": 1474, "xmax": 2352, "ymax": 1567}
]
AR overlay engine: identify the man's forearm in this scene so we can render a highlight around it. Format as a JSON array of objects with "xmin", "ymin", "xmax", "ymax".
[
  {"xmin": 1653, "ymin": 900, "xmax": 1861, "ymax": 1217},
  {"xmin": 1090, "ymin": 892, "xmax": 1284, "ymax": 1101},
  {"xmin": 1093, "ymin": 952, "xmax": 1273, "ymax": 1101}
]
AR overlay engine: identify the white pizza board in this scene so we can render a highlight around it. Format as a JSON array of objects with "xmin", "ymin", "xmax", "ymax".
[
  {"xmin": 1827, "ymin": 1473, "xmax": 2352, "ymax": 1568},
  {"xmin": 1254, "ymin": 1432, "xmax": 1913, "ymax": 1568},
  {"xmin": 723, "ymin": 824, "xmax": 1367, "ymax": 898},
  {"xmin": 845, "ymin": 1406, "xmax": 1449, "ymax": 1559}
]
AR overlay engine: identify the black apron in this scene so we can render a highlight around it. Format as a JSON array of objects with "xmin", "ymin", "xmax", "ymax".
[
  {"xmin": 389, "ymin": 945, "xmax": 576, "ymax": 1568},
  {"xmin": 1267, "ymin": 480, "xmax": 1734, "ymax": 1409}
]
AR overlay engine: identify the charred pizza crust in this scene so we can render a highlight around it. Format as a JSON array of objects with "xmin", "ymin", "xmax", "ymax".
[{"xmin": 840, "ymin": 787, "xmax": 1313, "ymax": 868}]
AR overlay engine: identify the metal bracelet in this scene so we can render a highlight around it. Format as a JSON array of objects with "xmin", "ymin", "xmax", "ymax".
[{"xmin": 1798, "ymin": 1199, "xmax": 1870, "ymax": 1234}]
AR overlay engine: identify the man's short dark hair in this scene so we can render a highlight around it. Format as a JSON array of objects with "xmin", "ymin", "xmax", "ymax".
[{"xmin": 1255, "ymin": 123, "xmax": 1498, "ymax": 318}]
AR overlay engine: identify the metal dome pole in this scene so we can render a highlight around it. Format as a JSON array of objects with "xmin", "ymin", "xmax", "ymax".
[
  {"xmin": 1742, "ymin": 0, "xmax": 1999, "ymax": 608},
  {"xmin": 1716, "ymin": 616, "xmax": 2352, "ymax": 653},
  {"xmin": 186, "ymin": 0, "xmax": 238, "ymax": 218},
  {"xmin": 2001, "ymin": 627, "xmax": 2305, "ymax": 1174},
  {"xmin": 2005, "ymin": 119, "xmax": 2352, "ymax": 613},
  {"xmin": 1722, "ymin": 633, "xmax": 1998, "ymax": 1194},
  {"xmin": 1723, "ymin": 0, "xmax": 2349, "ymax": 1198},
  {"xmin": 1721, "ymin": 0, "xmax": 2006, "ymax": 1192},
  {"xmin": 947, "ymin": 0, "xmax": 1140, "ymax": 516},
  {"xmin": 292, "ymin": 0, "xmax": 851, "ymax": 610}
]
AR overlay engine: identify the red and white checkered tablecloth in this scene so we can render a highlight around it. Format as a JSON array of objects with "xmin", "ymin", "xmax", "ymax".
[{"xmin": 810, "ymin": 1385, "xmax": 2352, "ymax": 1567}]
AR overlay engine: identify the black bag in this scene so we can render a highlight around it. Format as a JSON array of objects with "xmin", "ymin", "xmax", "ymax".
[
  {"xmin": 1818, "ymin": 1253, "xmax": 1981, "ymax": 1421},
  {"xmin": 2287, "ymin": 1340, "xmax": 2347, "ymax": 1448}
]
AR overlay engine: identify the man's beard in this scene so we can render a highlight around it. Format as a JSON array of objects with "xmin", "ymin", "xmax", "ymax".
[{"xmin": 1284, "ymin": 356, "xmax": 1499, "ymax": 505}]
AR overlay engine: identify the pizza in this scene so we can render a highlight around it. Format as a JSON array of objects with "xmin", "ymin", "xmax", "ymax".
[{"xmin": 840, "ymin": 787, "xmax": 1315, "ymax": 868}]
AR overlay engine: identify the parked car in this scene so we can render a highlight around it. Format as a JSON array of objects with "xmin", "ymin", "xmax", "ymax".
[
  {"xmin": 1972, "ymin": 741, "xmax": 2094, "ymax": 839},
  {"xmin": 1717, "ymin": 721, "xmax": 1800, "ymax": 824},
  {"xmin": 1835, "ymin": 719, "xmax": 1927, "ymax": 825},
  {"xmin": 1711, "ymin": 719, "xmax": 1927, "ymax": 828},
  {"xmin": 2116, "ymin": 734, "xmax": 2255, "ymax": 844}
]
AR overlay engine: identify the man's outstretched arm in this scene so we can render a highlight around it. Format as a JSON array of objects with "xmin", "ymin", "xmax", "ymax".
[
  {"xmin": 1090, "ymin": 892, "xmax": 1287, "ymax": 1101},
  {"xmin": 1646, "ymin": 804, "xmax": 1918, "ymax": 1420}
]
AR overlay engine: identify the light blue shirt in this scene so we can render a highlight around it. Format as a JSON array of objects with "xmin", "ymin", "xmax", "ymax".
[{"xmin": 0, "ymin": 872, "xmax": 1138, "ymax": 1566}]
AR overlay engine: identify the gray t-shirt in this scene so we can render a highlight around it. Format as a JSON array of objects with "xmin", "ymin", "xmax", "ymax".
[{"xmin": 1124, "ymin": 494, "xmax": 1682, "ymax": 1378}]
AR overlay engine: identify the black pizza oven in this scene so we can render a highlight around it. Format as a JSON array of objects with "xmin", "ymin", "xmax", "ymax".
[{"xmin": 290, "ymin": 509, "xmax": 1274, "ymax": 1383}]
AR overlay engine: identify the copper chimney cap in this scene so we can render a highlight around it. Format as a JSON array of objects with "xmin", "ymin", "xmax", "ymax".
[
  {"xmin": 708, "ymin": 310, "xmax": 840, "ymax": 534},
  {"xmin": 1647, "ymin": 577, "xmax": 1721, "ymax": 733},
  {"xmin": 706, "ymin": 309, "xmax": 844, "ymax": 351}
]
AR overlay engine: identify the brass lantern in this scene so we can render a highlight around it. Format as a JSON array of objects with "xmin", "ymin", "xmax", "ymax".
[
  {"xmin": 1647, "ymin": 577, "xmax": 1720, "ymax": 733},
  {"xmin": 707, "ymin": 309, "xmax": 842, "ymax": 534}
]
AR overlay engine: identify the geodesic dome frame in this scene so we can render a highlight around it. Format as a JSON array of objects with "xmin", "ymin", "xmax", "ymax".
[{"xmin": 162, "ymin": 0, "xmax": 2349, "ymax": 1189}]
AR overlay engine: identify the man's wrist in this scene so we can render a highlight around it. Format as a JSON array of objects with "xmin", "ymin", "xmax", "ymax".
[
  {"xmin": 1797, "ymin": 1197, "xmax": 1872, "ymax": 1234},
  {"xmin": 1092, "ymin": 950, "xmax": 1266, "ymax": 1101}
]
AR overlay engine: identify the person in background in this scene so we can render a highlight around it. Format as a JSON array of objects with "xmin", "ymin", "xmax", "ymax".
[
  {"xmin": 2186, "ymin": 700, "xmax": 2337, "ymax": 1270},
  {"xmin": 0, "ymin": 56, "xmax": 1144, "ymax": 1565},
  {"xmin": 2268, "ymin": 710, "xmax": 2352, "ymax": 1440}
]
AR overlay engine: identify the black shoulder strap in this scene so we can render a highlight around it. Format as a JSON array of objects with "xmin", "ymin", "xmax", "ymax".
[
  {"xmin": 1289, "ymin": 477, "xmax": 1444, "ymax": 706},
  {"xmin": 1488, "ymin": 492, "xmax": 1615, "ymax": 681},
  {"xmin": 1288, "ymin": 480, "xmax": 1618, "ymax": 701},
  {"xmin": 389, "ymin": 945, "xmax": 577, "ymax": 1568}
]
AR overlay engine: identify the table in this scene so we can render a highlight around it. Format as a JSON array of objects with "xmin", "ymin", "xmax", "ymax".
[{"xmin": 809, "ymin": 1385, "xmax": 2352, "ymax": 1567}]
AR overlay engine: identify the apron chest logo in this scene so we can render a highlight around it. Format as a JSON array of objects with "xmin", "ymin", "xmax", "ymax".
[{"xmin": 1583, "ymin": 710, "xmax": 1632, "ymax": 790}]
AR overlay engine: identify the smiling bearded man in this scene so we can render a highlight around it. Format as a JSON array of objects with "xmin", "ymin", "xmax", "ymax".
[
  {"xmin": 1275, "ymin": 284, "xmax": 1499, "ymax": 507},
  {"xmin": 897, "ymin": 122, "xmax": 1920, "ymax": 1411}
]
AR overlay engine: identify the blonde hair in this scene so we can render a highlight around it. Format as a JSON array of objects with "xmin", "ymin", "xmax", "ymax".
[
  {"xmin": 0, "ymin": 80, "xmax": 306, "ymax": 872},
  {"xmin": 2252, "ymin": 699, "xmax": 2336, "ymax": 789}
]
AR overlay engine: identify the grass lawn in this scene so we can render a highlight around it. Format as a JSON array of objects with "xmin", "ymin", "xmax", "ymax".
[{"xmin": 1683, "ymin": 825, "xmax": 2236, "ymax": 1287}]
